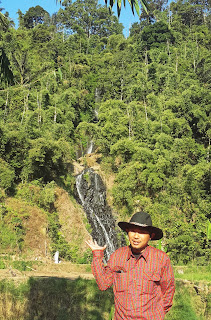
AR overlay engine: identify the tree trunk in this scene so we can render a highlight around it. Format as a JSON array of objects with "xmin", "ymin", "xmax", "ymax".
[{"xmin": 4, "ymin": 90, "xmax": 9, "ymax": 122}]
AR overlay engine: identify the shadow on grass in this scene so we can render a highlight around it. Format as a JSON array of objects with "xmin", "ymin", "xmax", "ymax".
[
  {"xmin": 0, "ymin": 277, "xmax": 210, "ymax": 320},
  {"xmin": 166, "ymin": 281, "xmax": 209, "ymax": 320},
  {"xmin": 25, "ymin": 276, "xmax": 114, "ymax": 320}
]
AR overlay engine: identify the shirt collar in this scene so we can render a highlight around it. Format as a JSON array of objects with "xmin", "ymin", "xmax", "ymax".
[{"xmin": 127, "ymin": 245, "xmax": 150, "ymax": 261}]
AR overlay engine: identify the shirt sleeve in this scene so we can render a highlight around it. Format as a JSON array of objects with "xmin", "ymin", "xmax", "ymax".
[
  {"xmin": 91, "ymin": 250, "xmax": 114, "ymax": 291},
  {"xmin": 160, "ymin": 256, "xmax": 175, "ymax": 314}
]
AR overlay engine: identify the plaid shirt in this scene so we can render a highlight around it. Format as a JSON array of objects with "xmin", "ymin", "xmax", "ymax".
[{"xmin": 92, "ymin": 245, "xmax": 175, "ymax": 320}]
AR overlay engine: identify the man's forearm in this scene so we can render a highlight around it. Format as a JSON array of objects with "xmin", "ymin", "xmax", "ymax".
[
  {"xmin": 160, "ymin": 260, "xmax": 175, "ymax": 313},
  {"xmin": 92, "ymin": 250, "xmax": 113, "ymax": 291}
]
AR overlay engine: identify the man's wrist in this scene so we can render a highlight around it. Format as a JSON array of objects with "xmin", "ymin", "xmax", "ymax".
[{"xmin": 93, "ymin": 250, "xmax": 104, "ymax": 258}]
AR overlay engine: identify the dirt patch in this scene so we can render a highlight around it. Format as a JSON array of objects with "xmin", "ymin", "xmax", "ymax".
[
  {"xmin": 5, "ymin": 198, "xmax": 50, "ymax": 258},
  {"xmin": 54, "ymin": 188, "xmax": 90, "ymax": 250},
  {"xmin": 0, "ymin": 263, "xmax": 94, "ymax": 283}
]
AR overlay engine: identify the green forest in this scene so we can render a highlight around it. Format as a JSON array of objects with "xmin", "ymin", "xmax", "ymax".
[{"xmin": 0, "ymin": 0, "xmax": 210, "ymax": 266}]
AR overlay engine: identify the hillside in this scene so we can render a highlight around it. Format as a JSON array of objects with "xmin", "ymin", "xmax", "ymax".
[
  {"xmin": 0, "ymin": 153, "xmax": 117, "ymax": 262},
  {"xmin": 0, "ymin": 0, "xmax": 210, "ymax": 266}
]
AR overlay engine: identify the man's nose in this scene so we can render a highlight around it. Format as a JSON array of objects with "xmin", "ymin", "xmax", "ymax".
[{"xmin": 134, "ymin": 232, "xmax": 139, "ymax": 238}]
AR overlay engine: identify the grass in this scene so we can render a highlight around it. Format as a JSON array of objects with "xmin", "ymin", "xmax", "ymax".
[
  {"xmin": 0, "ymin": 257, "xmax": 43, "ymax": 272},
  {"xmin": 0, "ymin": 277, "xmax": 114, "ymax": 320},
  {"xmin": 174, "ymin": 265, "xmax": 211, "ymax": 283},
  {"xmin": 165, "ymin": 281, "xmax": 208, "ymax": 320},
  {"xmin": 0, "ymin": 277, "xmax": 210, "ymax": 320},
  {"xmin": 0, "ymin": 263, "xmax": 210, "ymax": 319}
]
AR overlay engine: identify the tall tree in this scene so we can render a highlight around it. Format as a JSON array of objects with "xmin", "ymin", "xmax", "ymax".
[
  {"xmin": 58, "ymin": 0, "xmax": 149, "ymax": 16},
  {"xmin": 0, "ymin": 3, "xmax": 14, "ymax": 87},
  {"xmin": 57, "ymin": 0, "xmax": 123, "ymax": 38},
  {"xmin": 23, "ymin": 5, "xmax": 50, "ymax": 29}
]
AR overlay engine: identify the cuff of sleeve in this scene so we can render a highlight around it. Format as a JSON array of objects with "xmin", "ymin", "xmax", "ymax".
[{"xmin": 93, "ymin": 250, "xmax": 104, "ymax": 258}]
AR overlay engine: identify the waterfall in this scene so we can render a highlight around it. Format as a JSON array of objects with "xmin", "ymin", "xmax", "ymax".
[
  {"xmin": 95, "ymin": 87, "xmax": 101, "ymax": 104},
  {"xmin": 76, "ymin": 173, "xmax": 85, "ymax": 205},
  {"xmin": 86, "ymin": 140, "xmax": 94, "ymax": 154},
  {"xmin": 75, "ymin": 168, "xmax": 121, "ymax": 260}
]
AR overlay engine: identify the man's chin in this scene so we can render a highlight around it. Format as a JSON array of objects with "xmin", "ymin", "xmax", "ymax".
[
  {"xmin": 131, "ymin": 244, "xmax": 148, "ymax": 254},
  {"xmin": 131, "ymin": 246, "xmax": 143, "ymax": 253}
]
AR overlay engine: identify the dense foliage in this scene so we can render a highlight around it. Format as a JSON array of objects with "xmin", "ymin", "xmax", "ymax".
[{"xmin": 0, "ymin": 0, "xmax": 210, "ymax": 264}]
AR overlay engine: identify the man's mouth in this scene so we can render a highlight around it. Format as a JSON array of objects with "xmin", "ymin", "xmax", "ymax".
[{"xmin": 132, "ymin": 241, "xmax": 140, "ymax": 246}]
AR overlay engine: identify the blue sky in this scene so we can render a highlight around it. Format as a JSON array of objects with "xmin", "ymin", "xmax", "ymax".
[{"xmin": 2, "ymin": 0, "xmax": 140, "ymax": 36}]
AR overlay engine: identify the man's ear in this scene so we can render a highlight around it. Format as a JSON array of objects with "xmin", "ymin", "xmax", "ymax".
[{"xmin": 150, "ymin": 232, "xmax": 155, "ymax": 240}]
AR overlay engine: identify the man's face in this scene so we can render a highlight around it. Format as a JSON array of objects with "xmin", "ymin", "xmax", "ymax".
[{"xmin": 127, "ymin": 226, "xmax": 151, "ymax": 254}]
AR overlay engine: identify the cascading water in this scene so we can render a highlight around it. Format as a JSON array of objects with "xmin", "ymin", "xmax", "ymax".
[
  {"xmin": 86, "ymin": 140, "xmax": 94, "ymax": 154},
  {"xmin": 75, "ymin": 168, "xmax": 122, "ymax": 260}
]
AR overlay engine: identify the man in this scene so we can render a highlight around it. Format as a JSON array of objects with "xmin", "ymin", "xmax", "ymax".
[{"xmin": 86, "ymin": 211, "xmax": 175, "ymax": 320}]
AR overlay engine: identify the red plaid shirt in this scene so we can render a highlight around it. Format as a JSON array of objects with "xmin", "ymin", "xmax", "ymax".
[{"xmin": 92, "ymin": 245, "xmax": 175, "ymax": 320}]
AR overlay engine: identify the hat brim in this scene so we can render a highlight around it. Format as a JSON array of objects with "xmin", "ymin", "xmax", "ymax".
[{"xmin": 118, "ymin": 221, "xmax": 163, "ymax": 240}]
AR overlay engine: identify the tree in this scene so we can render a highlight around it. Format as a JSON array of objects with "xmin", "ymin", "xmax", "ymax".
[
  {"xmin": 58, "ymin": 0, "xmax": 149, "ymax": 16},
  {"xmin": 0, "ymin": 48, "xmax": 14, "ymax": 86},
  {"xmin": 0, "ymin": 3, "xmax": 14, "ymax": 87},
  {"xmin": 57, "ymin": 0, "xmax": 123, "ymax": 38},
  {"xmin": 7, "ymin": 29, "xmax": 31, "ymax": 85},
  {"xmin": 21, "ymin": 137, "xmax": 73, "ymax": 183},
  {"xmin": 170, "ymin": 0, "xmax": 209, "ymax": 28},
  {"xmin": 0, "ymin": 158, "xmax": 15, "ymax": 190},
  {"xmin": 0, "ymin": 124, "xmax": 29, "ymax": 181},
  {"xmin": 141, "ymin": 21, "xmax": 175, "ymax": 50},
  {"xmin": 23, "ymin": 5, "xmax": 50, "ymax": 29},
  {"xmin": 137, "ymin": 0, "xmax": 168, "ymax": 29}
]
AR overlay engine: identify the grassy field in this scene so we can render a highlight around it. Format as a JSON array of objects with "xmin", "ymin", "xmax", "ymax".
[
  {"xmin": 174, "ymin": 265, "xmax": 211, "ymax": 283},
  {"xmin": 0, "ymin": 276, "xmax": 210, "ymax": 320},
  {"xmin": 0, "ymin": 261, "xmax": 210, "ymax": 320}
]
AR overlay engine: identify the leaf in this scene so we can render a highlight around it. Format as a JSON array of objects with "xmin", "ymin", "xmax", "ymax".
[
  {"xmin": 117, "ymin": 5, "xmax": 121, "ymax": 17},
  {"xmin": 108, "ymin": 0, "xmax": 115, "ymax": 14},
  {"xmin": 0, "ymin": 12, "xmax": 9, "ymax": 30},
  {"xmin": 207, "ymin": 222, "xmax": 211, "ymax": 241},
  {"xmin": 110, "ymin": 0, "xmax": 115, "ymax": 8},
  {"xmin": 138, "ymin": 0, "xmax": 149, "ymax": 14},
  {"xmin": 127, "ymin": 0, "xmax": 135, "ymax": 15},
  {"xmin": 58, "ymin": 68, "xmax": 63, "ymax": 81},
  {"xmin": 117, "ymin": 0, "xmax": 122, "ymax": 11},
  {"xmin": 117, "ymin": 0, "xmax": 122, "ymax": 16},
  {"xmin": 133, "ymin": 0, "xmax": 140, "ymax": 16},
  {"xmin": 109, "ymin": 305, "xmax": 115, "ymax": 320}
]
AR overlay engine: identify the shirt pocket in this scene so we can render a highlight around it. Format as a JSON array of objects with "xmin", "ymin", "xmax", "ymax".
[
  {"xmin": 114, "ymin": 272, "xmax": 128, "ymax": 292},
  {"xmin": 142, "ymin": 272, "xmax": 161, "ymax": 294}
]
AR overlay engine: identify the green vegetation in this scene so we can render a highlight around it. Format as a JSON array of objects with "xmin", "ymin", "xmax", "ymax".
[
  {"xmin": 165, "ymin": 282, "xmax": 205, "ymax": 320},
  {"xmin": 0, "ymin": 254, "xmax": 43, "ymax": 271},
  {"xmin": 0, "ymin": 278, "xmax": 209, "ymax": 320},
  {"xmin": 0, "ymin": 277, "xmax": 114, "ymax": 320},
  {"xmin": 0, "ymin": 0, "xmax": 210, "ymax": 266},
  {"xmin": 174, "ymin": 265, "xmax": 211, "ymax": 282}
]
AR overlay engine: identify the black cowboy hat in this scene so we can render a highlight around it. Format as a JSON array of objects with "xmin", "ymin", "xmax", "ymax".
[{"xmin": 118, "ymin": 211, "xmax": 163, "ymax": 240}]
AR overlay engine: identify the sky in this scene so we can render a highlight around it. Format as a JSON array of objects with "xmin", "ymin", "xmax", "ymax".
[{"xmin": 2, "ymin": 0, "xmax": 140, "ymax": 36}]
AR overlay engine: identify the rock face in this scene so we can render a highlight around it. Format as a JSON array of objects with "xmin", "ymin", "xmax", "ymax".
[{"xmin": 75, "ymin": 168, "xmax": 121, "ymax": 261}]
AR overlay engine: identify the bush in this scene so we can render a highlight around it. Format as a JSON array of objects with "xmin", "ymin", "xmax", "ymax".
[
  {"xmin": 0, "ymin": 260, "xmax": 6, "ymax": 269},
  {"xmin": 12, "ymin": 260, "xmax": 33, "ymax": 272},
  {"xmin": 16, "ymin": 181, "xmax": 56, "ymax": 210},
  {"xmin": 0, "ymin": 158, "xmax": 15, "ymax": 190}
]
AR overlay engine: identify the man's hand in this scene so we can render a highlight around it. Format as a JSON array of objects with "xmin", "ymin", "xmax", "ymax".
[{"xmin": 86, "ymin": 239, "xmax": 107, "ymax": 251}]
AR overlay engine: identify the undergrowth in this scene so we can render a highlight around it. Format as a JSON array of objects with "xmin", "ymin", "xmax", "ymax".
[{"xmin": 0, "ymin": 278, "xmax": 209, "ymax": 320}]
